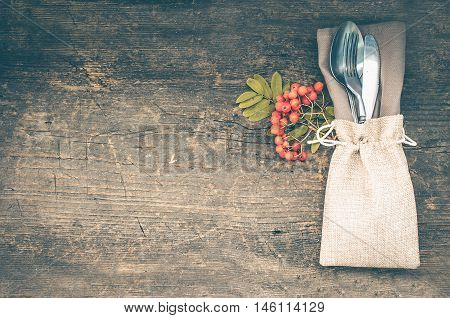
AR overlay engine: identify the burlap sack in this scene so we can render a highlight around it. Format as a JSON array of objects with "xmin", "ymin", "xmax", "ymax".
[
  {"xmin": 319, "ymin": 115, "xmax": 420, "ymax": 268},
  {"xmin": 316, "ymin": 22, "xmax": 420, "ymax": 268}
]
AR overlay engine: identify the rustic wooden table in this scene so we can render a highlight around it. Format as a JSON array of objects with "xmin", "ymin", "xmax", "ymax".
[{"xmin": 0, "ymin": 0, "xmax": 448, "ymax": 297}]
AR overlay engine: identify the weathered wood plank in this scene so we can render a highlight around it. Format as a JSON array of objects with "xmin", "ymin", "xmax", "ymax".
[{"xmin": 0, "ymin": 0, "xmax": 448, "ymax": 297}]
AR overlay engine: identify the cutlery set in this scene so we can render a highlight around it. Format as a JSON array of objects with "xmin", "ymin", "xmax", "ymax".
[{"xmin": 330, "ymin": 21, "xmax": 380, "ymax": 123}]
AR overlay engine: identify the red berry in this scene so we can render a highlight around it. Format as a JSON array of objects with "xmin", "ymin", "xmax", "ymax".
[
  {"xmin": 290, "ymin": 83, "xmax": 300, "ymax": 91},
  {"xmin": 283, "ymin": 91, "xmax": 289, "ymax": 99},
  {"xmin": 289, "ymin": 112, "xmax": 300, "ymax": 124},
  {"xmin": 281, "ymin": 102, "xmax": 291, "ymax": 113},
  {"xmin": 270, "ymin": 117, "xmax": 279, "ymax": 125},
  {"xmin": 275, "ymin": 145, "xmax": 284, "ymax": 154},
  {"xmin": 271, "ymin": 125, "xmax": 281, "ymax": 135},
  {"xmin": 307, "ymin": 86, "xmax": 314, "ymax": 93},
  {"xmin": 288, "ymin": 91, "xmax": 298, "ymax": 100},
  {"xmin": 275, "ymin": 101, "xmax": 283, "ymax": 112},
  {"xmin": 297, "ymin": 86, "xmax": 308, "ymax": 96},
  {"xmin": 285, "ymin": 151, "xmax": 295, "ymax": 161},
  {"xmin": 279, "ymin": 149, "xmax": 286, "ymax": 158},
  {"xmin": 279, "ymin": 117, "xmax": 288, "ymax": 127},
  {"xmin": 274, "ymin": 136, "xmax": 283, "ymax": 145},
  {"xmin": 282, "ymin": 134, "xmax": 287, "ymax": 140},
  {"xmin": 314, "ymin": 81, "xmax": 324, "ymax": 92},
  {"xmin": 276, "ymin": 95, "xmax": 284, "ymax": 102},
  {"xmin": 282, "ymin": 140, "xmax": 289, "ymax": 148},
  {"xmin": 292, "ymin": 142, "xmax": 301, "ymax": 151},
  {"xmin": 298, "ymin": 150, "xmax": 307, "ymax": 161},
  {"xmin": 308, "ymin": 91, "xmax": 318, "ymax": 101},
  {"xmin": 272, "ymin": 111, "xmax": 281, "ymax": 119},
  {"xmin": 301, "ymin": 96, "xmax": 311, "ymax": 106},
  {"xmin": 292, "ymin": 103, "xmax": 300, "ymax": 111}
]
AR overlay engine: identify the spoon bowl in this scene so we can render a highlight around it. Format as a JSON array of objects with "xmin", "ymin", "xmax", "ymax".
[
  {"xmin": 329, "ymin": 21, "xmax": 364, "ymax": 122},
  {"xmin": 330, "ymin": 21, "xmax": 364, "ymax": 83}
]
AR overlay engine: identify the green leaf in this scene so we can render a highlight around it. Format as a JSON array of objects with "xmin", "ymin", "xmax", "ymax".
[
  {"xmin": 312, "ymin": 105, "xmax": 322, "ymax": 113},
  {"xmin": 325, "ymin": 106, "xmax": 334, "ymax": 116},
  {"xmin": 270, "ymin": 72, "xmax": 282, "ymax": 97},
  {"xmin": 318, "ymin": 122, "xmax": 332, "ymax": 134},
  {"xmin": 311, "ymin": 142, "xmax": 320, "ymax": 154},
  {"xmin": 242, "ymin": 99, "xmax": 270, "ymax": 117},
  {"xmin": 238, "ymin": 95, "xmax": 263, "ymax": 108},
  {"xmin": 282, "ymin": 80, "xmax": 291, "ymax": 93},
  {"xmin": 253, "ymin": 74, "xmax": 272, "ymax": 99},
  {"xmin": 304, "ymin": 112, "xmax": 317, "ymax": 121},
  {"xmin": 236, "ymin": 91, "xmax": 258, "ymax": 103},
  {"xmin": 246, "ymin": 78, "xmax": 264, "ymax": 94},
  {"xmin": 324, "ymin": 113, "xmax": 334, "ymax": 122},
  {"xmin": 248, "ymin": 111, "xmax": 271, "ymax": 122},
  {"xmin": 248, "ymin": 103, "xmax": 275, "ymax": 122},
  {"xmin": 287, "ymin": 125, "xmax": 308, "ymax": 141}
]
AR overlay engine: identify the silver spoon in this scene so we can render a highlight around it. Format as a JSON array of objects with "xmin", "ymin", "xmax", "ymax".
[{"xmin": 330, "ymin": 21, "xmax": 364, "ymax": 122}]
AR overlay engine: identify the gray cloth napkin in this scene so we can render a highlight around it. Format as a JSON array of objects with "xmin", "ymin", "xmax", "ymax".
[{"xmin": 317, "ymin": 21, "xmax": 406, "ymax": 120}]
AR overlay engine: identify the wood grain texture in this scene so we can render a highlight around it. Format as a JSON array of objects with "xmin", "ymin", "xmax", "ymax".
[{"xmin": 0, "ymin": 0, "xmax": 448, "ymax": 297}]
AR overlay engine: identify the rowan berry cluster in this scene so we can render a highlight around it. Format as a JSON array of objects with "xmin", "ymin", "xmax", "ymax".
[{"xmin": 270, "ymin": 81, "xmax": 324, "ymax": 161}]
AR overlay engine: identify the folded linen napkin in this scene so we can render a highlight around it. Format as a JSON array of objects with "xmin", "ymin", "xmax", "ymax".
[{"xmin": 316, "ymin": 22, "xmax": 420, "ymax": 268}]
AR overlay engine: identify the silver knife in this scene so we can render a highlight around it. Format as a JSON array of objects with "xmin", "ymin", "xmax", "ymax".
[{"xmin": 362, "ymin": 34, "xmax": 380, "ymax": 120}]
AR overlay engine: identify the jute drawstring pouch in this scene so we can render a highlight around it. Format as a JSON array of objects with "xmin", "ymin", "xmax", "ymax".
[{"xmin": 314, "ymin": 22, "xmax": 420, "ymax": 268}]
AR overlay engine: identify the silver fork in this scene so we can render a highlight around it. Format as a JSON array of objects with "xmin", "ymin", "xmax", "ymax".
[
  {"xmin": 348, "ymin": 90, "xmax": 358, "ymax": 122},
  {"xmin": 344, "ymin": 33, "xmax": 366, "ymax": 123},
  {"xmin": 342, "ymin": 33, "xmax": 358, "ymax": 122}
]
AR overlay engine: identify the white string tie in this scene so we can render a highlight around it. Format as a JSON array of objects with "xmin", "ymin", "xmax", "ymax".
[
  {"xmin": 307, "ymin": 122, "xmax": 417, "ymax": 147},
  {"xmin": 307, "ymin": 121, "xmax": 346, "ymax": 147},
  {"xmin": 397, "ymin": 128, "xmax": 417, "ymax": 146}
]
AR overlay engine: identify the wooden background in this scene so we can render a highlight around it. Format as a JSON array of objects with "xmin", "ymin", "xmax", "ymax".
[{"xmin": 0, "ymin": 0, "xmax": 448, "ymax": 297}]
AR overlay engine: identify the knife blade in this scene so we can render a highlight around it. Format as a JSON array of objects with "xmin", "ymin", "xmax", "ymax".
[{"xmin": 362, "ymin": 34, "xmax": 380, "ymax": 120}]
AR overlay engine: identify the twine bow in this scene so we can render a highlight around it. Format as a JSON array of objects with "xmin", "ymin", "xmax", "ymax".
[{"xmin": 307, "ymin": 121, "xmax": 417, "ymax": 147}]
